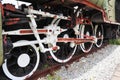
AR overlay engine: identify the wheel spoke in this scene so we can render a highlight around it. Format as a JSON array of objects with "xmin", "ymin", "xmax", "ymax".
[
  {"xmin": 29, "ymin": 63, "xmax": 35, "ymax": 67},
  {"xmin": 26, "ymin": 46, "xmax": 30, "ymax": 54},
  {"xmin": 12, "ymin": 53, "xmax": 20, "ymax": 58},
  {"xmin": 22, "ymin": 68, "xmax": 26, "ymax": 74},
  {"xmin": 29, "ymin": 53, "xmax": 35, "ymax": 57},
  {"xmin": 7, "ymin": 61, "xmax": 17, "ymax": 67}
]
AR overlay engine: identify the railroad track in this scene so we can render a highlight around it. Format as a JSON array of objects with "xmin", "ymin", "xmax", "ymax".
[{"xmin": 26, "ymin": 41, "xmax": 108, "ymax": 80}]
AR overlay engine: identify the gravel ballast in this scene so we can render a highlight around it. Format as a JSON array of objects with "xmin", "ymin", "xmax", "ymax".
[{"xmin": 39, "ymin": 45, "xmax": 120, "ymax": 80}]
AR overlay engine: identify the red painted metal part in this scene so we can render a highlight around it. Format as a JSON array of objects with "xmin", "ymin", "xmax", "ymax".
[
  {"xmin": 52, "ymin": 46, "xmax": 59, "ymax": 51},
  {"xmin": 57, "ymin": 38, "xmax": 94, "ymax": 44},
  {"xmin": 3, "ymin": 4, "xmax": 16, "ymax": 12},
  {"xmin": 5, "ymin": 18, "xmax": 20, "ymax": 25},
  {"xmin": 76, "ymin": 18, "xmax": 91, "ymax": 24},
  {"xmin": 20, "ymin": 29, "xmax": 49, "ymax": 34},
  {"xmin": 20, "ymin": 29, "xmax": 94, "ymax": 44},
  {"xmin": 19, "ymin": 29, "xmax": 94, "ymax": 43}
]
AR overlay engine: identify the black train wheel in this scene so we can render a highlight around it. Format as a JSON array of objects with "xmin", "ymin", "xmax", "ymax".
[
  {"xmin": 95, "ymin": 24, "xmax": 104, "ymax": 48},
  {"xmin": 2, "ymin": 42, "xmax": 40, "ymax": 80},
  {"xmin": 49, "ymin": 29, "xmax": 77, "ymax": 63},
  {"xmin": 79, "ymin": 24, "xmax": 94, "ymax": 53}
]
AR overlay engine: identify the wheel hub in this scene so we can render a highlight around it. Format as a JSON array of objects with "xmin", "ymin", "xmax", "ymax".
[
  {"xmin": 99, "ymin": 31, "xmax": 101, "ymax": 36},
  {"xmin": 86, "ymin": 31, "xmax": 90, "ymax": 37},
  {"xmin": 70, "ymin": 42, "xmax": 75, "ymax": 48},
  {"xmin": 63, "ymin": 34, "xmax": 69, "ymax": 43},
  {"xmin": 17, "ymin": 54, "xmax": 30, "ymax": 67}
]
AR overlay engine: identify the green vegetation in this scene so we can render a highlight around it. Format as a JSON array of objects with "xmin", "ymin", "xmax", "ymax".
[
  {"xmin": 109, "ymin": 39, "xmax": 120, "ymax": 45},
  {"xmin": 47, "ymin": 74, "xmax": 61, "ymax": 80}
]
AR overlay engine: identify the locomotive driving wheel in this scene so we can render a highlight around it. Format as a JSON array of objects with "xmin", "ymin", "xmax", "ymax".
[
  {"xmin": 2, "ymin": 42, "xmax": 40, "ymax": 80},
  {"xmin": 79, "ymin": 24, "xmax": 94, "ymax": 53},
  {"xmin": 95, "ymin": 24, "xmax": 104, "ymax": 47},
  {"xmin": 49, "ymin": 29, "xmax": 77, "ymax": 63}
]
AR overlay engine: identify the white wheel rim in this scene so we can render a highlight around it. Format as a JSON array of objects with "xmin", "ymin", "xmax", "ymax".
[
  {"xmin": 95, "ymin": 25, "xmax": 104, "ymax": 48},
  {"xmin": 50, "ymin": 46, "xmax": 77, "ymax": 63},
  {"xmin": 2, "ymin": 40, "xmax": 40, "ymax": 80}
]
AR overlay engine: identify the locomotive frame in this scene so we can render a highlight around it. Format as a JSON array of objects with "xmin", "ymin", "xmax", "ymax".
[{"xmin": 0, "ymin": 0, "xmax": 120, "ymax": 79}]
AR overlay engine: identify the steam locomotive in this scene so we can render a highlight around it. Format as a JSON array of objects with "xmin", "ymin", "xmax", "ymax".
[{"xmin": 0, "ymin": 0, "xmax": 120, "ymax": 79}]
